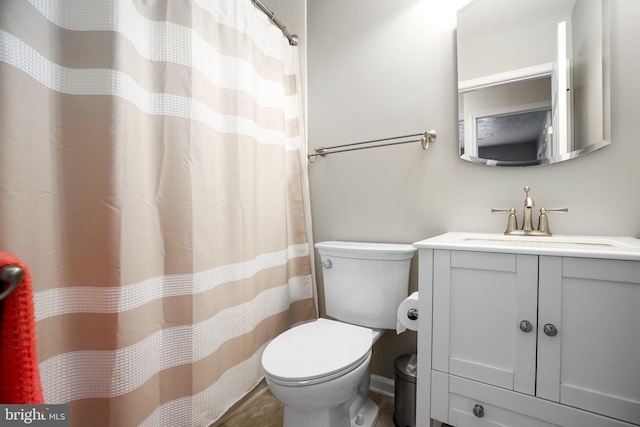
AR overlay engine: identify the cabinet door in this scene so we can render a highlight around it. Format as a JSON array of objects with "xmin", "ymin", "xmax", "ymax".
[
  {"xmin": 538, "ymin": 256, "xmax": 640, "ymax": 425},
  {"xmin": 433, "ymin": 250, "xmax": 538, "ymax": 395}
]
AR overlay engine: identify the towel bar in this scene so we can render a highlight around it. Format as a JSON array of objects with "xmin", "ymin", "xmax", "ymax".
[
  {"xmin": 308, "ymin": 130, "xmax": 437, "ymax": 163},
  {"xmin": 0, "ymin": 265, "xmax": 24, "ymax": 302}
]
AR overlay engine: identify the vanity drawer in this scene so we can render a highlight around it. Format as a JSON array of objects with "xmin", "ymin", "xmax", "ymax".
[
  {"xmin": 446, "ymin": 376, "xmax": 638, "ymax": 427},
  {"xmin": 448, "ymin": 393, "xmax": 558, "ymax": 427}
]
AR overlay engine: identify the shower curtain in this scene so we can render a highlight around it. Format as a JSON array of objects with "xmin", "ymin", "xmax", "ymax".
[{"xmin": 0, "ymin": 0, "xmax": 316, "ymax": 425}]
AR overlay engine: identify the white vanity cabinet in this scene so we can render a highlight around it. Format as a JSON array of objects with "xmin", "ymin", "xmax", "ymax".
[{"xmin": 415, "ymin": 233, "xmax": 640, "ymax": 427}]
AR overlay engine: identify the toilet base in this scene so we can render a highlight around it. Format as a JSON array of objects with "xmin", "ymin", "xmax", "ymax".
[
  {"xmin": 282, "ymin": 397, "xmax": 380, "ymax": 427},
  {"xmin": 352, "ymin": 398, "xmax": 380, "ymax": 427},
  {"xmin": 349, "ymin": 364, "xmax": 380, "ymax": 427},
  {"xmin": 271, "ymin": 357, "xmax": 379, "ymax": 427}
]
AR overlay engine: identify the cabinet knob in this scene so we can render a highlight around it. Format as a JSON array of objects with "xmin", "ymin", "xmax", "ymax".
[
  {"xmin": 543, "ymin": 323, "xmax": 558, "ymax": 337},
  {"xmin": 472, "ymin": 404, "xmax": 485, "ymax": 418},
  {"xmin": 519, "ymin": 320, "xmax": 533, "ymax": 333}
]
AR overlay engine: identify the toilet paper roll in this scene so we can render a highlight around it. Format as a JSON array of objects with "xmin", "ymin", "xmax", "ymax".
[{"xmin": 396, "ymin": 291, "xmax": 419, "ymax": 334}]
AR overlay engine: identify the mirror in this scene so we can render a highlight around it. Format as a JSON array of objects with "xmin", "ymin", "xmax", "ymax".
[{"xmin": 457, "ymin": 0, "xmax": 610, "ymax": 166}]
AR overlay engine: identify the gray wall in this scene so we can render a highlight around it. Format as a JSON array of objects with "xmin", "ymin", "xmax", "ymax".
[{"xmin": 307, "ymin": 0, "xmax": 640, "ymax": 379}]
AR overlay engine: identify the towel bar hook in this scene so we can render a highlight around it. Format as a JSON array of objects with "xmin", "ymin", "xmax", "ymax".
[
  {"xmin": 421, "ymin": 130, "xmax": 437, "ymax": 150},
  {"xmin": 0, "ymin": 265, "xmax": 24, "ymax": 302}
]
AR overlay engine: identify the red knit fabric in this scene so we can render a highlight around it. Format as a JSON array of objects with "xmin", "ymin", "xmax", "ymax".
[{"xmin": 0, "ymin": 253, "xmax": 44, "ymax": 404}]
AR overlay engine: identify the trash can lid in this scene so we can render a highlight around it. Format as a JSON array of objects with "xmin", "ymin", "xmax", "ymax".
[{"xmin": 394, "ymin": 353, "xmax": 417, "ymax": 383}]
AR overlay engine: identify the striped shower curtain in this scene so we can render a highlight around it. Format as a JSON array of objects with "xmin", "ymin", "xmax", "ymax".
[{"xmin": 0, "ymin": 0, "xmax": 316, "ymax": 426}]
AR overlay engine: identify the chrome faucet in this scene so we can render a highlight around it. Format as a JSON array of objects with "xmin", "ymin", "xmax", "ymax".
[{"xmin": 492, "ymin": 186, "xmax": 568, "ymax": 236}]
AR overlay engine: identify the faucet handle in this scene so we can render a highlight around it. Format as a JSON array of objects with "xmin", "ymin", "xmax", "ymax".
[
  {"xmin": 537, "ymin": 207, "xmax": 569, "ymax": 235},
  {"xmin": 543, "ymin": 207, "xmax": 569, "ymax": 214},
  {"xmin": 492, "ymin": 208, "xmax": 518, "ymax": 234}
]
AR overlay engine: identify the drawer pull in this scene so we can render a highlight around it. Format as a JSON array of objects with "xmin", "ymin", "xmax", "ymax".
[{"xmin": 473, "ymin": 404, "xmax": 485, "ymax": 418}]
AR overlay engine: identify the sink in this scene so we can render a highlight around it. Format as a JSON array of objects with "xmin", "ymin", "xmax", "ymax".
[
  {"xmin": 461, "ymin": 235, "xmax": 634, "ymax": 248},
  {"xmin": 414, "ymin": 232, "xmax": 640, "ymax": 260}
]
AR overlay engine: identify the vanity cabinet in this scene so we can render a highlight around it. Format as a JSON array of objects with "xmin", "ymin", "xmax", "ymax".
[{"xmin": 415, "ymin": 234, "xmax": 640, "ymax": 427}]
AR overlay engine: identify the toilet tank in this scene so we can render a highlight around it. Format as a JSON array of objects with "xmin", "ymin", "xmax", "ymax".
[{"xmin": 315, "ymin": 241, "xmax": 416, "ymax": 330}]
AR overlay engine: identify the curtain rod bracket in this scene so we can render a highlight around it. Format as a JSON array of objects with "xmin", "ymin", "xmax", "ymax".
[
  {"xmin": 308, "ymin": 130, "xmax": 437, "ymax": 163},
  {"xmin": 251, "ymin": 0, "xmax": 299, "ymax": 46}
]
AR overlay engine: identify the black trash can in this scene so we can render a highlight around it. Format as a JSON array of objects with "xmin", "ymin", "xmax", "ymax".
[{"xmin": 393, "ymin": 353, "xmax": 417, "ymax": 427}]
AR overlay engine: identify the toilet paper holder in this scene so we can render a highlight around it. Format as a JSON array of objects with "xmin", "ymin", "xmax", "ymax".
[{"xmin": 407, "ymin": 308, "xmax": 418, "ymax": 321}]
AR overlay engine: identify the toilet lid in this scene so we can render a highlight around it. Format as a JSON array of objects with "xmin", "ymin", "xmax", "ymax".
[{"xmin": 262, "ymin": 318, "xmax": 373, "ymax": 383}]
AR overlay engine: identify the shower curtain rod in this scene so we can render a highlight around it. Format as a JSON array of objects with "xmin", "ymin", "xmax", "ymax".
[
  {"xmin": 308, "ymin": 130, "xmax": 437, "ymax": 163},
  {"xmin": 251, "ymin": 0, "xmax": 299, "ymax": 46}
]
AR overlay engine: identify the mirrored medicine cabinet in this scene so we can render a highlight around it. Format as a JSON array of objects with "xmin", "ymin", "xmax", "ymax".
[{"xmin": 457, "ymin": 0, "xmax": 610, "ymax": 166}]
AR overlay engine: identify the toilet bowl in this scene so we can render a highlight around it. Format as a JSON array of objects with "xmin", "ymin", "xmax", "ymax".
[
  {"xmin": 262, "ymin": 318, "xmax": 382, "ymax": 427},
  {"xmin": 261, "ymin": 241, "xmax": 416, "ymax": 427}
]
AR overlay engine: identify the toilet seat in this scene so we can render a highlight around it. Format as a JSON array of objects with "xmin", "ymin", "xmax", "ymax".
[{"xmin": 262, "ymin": 318, "xmax": 373, "ymax": 386}]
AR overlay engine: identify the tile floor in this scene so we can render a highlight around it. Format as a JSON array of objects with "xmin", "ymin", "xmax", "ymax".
[{"xmin": 220, "ymin": 388, "xmax": 397, "ymax": 427}]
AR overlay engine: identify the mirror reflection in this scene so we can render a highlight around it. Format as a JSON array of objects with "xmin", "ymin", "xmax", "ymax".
[{"xmin": 457, "ymin": 0, "xmax": 610, "ymax": 167}]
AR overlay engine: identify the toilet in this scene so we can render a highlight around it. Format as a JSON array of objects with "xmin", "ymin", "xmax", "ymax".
[{"xmin": 261, "ymin": 241, "xmax": 416, "ymax": 427}]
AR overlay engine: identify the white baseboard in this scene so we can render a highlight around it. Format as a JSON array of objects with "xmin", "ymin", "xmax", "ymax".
[{"xmin": 369, "ymin": 374, "xmax": 394, "ymax": 398}]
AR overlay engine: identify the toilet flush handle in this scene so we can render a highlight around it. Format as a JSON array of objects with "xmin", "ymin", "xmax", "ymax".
[{"xmin": 321, "ymin": 259, "xmax": 332, "ymax": 269}]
